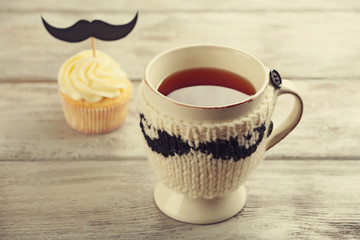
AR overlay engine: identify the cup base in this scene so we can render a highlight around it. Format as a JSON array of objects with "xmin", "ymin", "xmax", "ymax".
[{"xmin": 154, "ymin": 182, "xmax": 246, "ymax": 224}]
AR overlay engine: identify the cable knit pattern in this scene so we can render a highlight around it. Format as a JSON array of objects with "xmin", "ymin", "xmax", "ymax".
[{"xmin": 138, "ymin": 83, "xmax": 278, "ymax": 199}]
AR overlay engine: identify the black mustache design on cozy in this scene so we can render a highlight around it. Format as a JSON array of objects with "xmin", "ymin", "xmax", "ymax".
[
  {"xmin": 41, "ymin": 12, "xmax": 138, "ymax": 42},
  {"xmin": 140, "ymin": 114, "xmax": 272, "ymax": 162}
]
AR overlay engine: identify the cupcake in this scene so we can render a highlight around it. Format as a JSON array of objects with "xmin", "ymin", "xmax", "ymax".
[{"xmin": 58, "ymin": 49, "xmax": 132, "ymax": 134}]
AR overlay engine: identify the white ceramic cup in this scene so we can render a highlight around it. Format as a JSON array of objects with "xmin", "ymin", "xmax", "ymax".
[{"xmin": 140, "ymin": 44, "xmax": 303, "ymax": 224}]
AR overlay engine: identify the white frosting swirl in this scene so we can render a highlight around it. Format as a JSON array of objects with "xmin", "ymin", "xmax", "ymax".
[{"xmin": 58, "ymin": 50, "xmax": 128, "ymax": 103}]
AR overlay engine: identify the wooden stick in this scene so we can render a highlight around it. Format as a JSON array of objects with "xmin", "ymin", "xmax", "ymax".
[{"xmin": 91, "ymin": 37, "xmax": 96, "ymax": 57}]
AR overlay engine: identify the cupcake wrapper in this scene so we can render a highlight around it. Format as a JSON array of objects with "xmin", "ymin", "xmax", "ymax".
[{"xmin": 61, "ymin": 95, "xmax": 130, "ymax": 134}]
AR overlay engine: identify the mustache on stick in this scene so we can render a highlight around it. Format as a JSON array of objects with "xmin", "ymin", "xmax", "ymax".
[{"xmin": 41, "ymin": 12, "xmax": 138, "ymax": 42}]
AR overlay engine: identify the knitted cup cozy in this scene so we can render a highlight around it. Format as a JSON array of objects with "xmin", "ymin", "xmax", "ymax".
[{"xmin": 138, "ymin": 83, "xmax": 278, "ymax": 199}]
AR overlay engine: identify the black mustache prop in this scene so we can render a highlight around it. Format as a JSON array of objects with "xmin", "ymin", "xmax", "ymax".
[
  {"xmin": 139, "ymin": 114, "xmax": 270, "ymax": 162},
  {"xmin": 41, "ymin": 12, "xmax": 138, "ymax": 42}
]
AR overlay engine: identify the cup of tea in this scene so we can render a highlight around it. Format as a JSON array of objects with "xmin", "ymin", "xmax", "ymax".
[{"xmin": 138, "ymin": 44, "xmax": 303, "ymax": 224}]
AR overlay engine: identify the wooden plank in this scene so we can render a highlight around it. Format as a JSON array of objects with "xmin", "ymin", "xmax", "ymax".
[
  {"xmin": 2, "ymin": 0, "xmax": 360, "ymax": 12},
  {"xmin": 0, "ymin": 80, "xmax": 359, "ymax": 161},
  {"xmin": 1, "ymin": 11, "xmax": 360, "ymax": 81},
  {"xmin": 0, "ymin": 82, "xmax": 143, "ymax": 161},
  {"xmin": 0, "ymin": 160, "xmax": 359, "ymax": 239}
]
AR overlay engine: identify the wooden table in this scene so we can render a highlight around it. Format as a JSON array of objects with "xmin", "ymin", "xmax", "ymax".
[{"xmin": 1, "ymin": 1, "xmax": 359, "ymax": 239}]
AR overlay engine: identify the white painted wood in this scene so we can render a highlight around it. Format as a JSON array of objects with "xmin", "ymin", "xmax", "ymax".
[
  {"xmin": 2, "ymin": 0, "xmax": 359, "ymax": 12},
  {"xmin": 1, "ymin": 11, "xmax": 360, "ymax": 81},
  {"xmin": 0, "ymin": 160, "xmax": 359, "ymax": 240},
  {"xmin": 1, "ymin": 1, "xmax": 359, "ymax": 239},
  {"xmin": 0, "ymin": 80, "xmax": 359, "ymax": 161}
]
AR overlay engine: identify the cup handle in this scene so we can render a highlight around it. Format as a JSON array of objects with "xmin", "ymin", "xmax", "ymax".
[{"xmin": 266, "ymin": 79, "xmax": 304, "ymax": 150}]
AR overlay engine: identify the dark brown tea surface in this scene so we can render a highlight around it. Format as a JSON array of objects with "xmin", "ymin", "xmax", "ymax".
[{"xmin": 157, "ymin": 67, "xmax": 256, "ymax": 107}]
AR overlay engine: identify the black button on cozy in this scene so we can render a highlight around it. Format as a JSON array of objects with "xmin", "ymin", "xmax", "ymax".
[{"xmin": 270, "ymin": 70, "xmax": 282, "ymax": 88}]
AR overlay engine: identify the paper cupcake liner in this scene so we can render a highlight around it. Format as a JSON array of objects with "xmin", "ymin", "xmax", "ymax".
[{"xmin": 61, "ymin": 95, "xmax": 130, "ymax": 134}]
